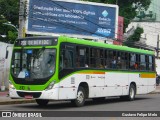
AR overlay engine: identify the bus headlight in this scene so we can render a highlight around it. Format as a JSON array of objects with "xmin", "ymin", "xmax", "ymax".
[
  {"xmin": 9, "ymin": 81, "xmax": 15, "ymax": 89},
  {"xmin": 46, "ymin": 81, "xmax": 55, "ymax": 90}
]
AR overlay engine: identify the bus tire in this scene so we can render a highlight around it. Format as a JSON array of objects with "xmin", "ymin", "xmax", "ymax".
[
  {"xmin": 36, "ymin": 99, "xmax": 49, "ymax": 106},
  {"xmin": 72, "ymin": 86, "xmax": 86, "ymax": 107},
  {"xmin": 127, "ymin": 84, "xmax": 136, "ymax": 101}
]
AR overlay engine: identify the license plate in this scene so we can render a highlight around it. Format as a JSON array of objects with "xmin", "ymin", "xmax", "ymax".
[{"xmin": 25, "ymin": 95, "xmax": 33, "ymax": 99}]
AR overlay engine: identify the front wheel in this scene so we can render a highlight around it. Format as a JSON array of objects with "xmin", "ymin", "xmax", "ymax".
[
  {"xmin": 71, "ymin": 86, "xmax": 86, "ymax": 107},
  {"xmin": 36, "ymin": 99, "xmax": 49, "ymax": 106}
]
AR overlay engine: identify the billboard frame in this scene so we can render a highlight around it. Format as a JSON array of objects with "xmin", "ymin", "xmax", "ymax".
[{"xmin": 25, "ymin": 0, "xmax": 119, "ymax": 40}]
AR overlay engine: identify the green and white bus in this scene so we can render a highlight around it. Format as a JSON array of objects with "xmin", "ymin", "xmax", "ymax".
[{"xmin": 9, "ymin": 36, "xmax": 156, "ymax": 107}]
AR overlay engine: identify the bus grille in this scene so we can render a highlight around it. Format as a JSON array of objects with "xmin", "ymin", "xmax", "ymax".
[{"xmin": 17, "ymin": 91, "xmax": 42, "ymax": 98}]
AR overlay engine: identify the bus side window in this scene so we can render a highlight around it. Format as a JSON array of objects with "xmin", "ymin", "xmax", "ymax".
[
  {"xmin": 99, "ymin": 49, "xmax": 104, "ymax": 68},
  {"xmin": 76, "ymin": 46, "xmax": 89, "ymax": 68},
  {"xmin": 125, "ymin": 52, "xmax": 129, "ymax": 69},
  {"xmin": 121, "ymin": 52, "xmax": 126, "ymax": 70},
  {"xmin": 117, "ymin": 52, "xmax": 121, "ymax": 69},
  {"xmin": 90, "ymin": 48, "xmax": 96, "ymax": 68},
  {"xmin": 95, "ymin": 49, "xmax": 104, "ymax": 69},
  {"xmin": 149, "ymin": 56, "xmax": 154, "ymax": 71},
  {"xmin": 104, "ymin": 50, "xmax": 109, "ymax": 68},
  {"xmin": 108, "ymin": 50, "xmax": 113, "ymax": 68},
  {"xmin": 111, "ymin": 51, "xmax": 117, "ymax": 69},
  {"xmin": 129, "ymin": 53, "xmax": 136, "ymax": 70},
  {"xmin": 76, "ymin": 47, "xmax": 80, "ymax": 67},
  {"xmin": 140, "ymin": 54, "xmax": 146, "ymax": 70},
  {"xmin": 61, "ymin": 50, "xmax": 73, "ymax": 69}
]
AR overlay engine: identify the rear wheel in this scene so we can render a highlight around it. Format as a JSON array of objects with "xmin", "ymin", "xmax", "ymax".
[
  {"xmin": 120, "ymin": 84, "xmax": 136, "ymax": 101},
  {"xmin": 36, "ymin": 99, "xmax": 49, "ymax": 106},
  {"xmin": 127, "ymin": 84, "xmax": 136, "ymax": 101},
  {"xmin": 71, "ymin": 86, "xmax": 86, "ymax": 107}
]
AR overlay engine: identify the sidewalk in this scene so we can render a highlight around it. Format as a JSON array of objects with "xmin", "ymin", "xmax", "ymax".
[
  {"xmin": 0, "ymin": 86, "xmax": 160, "ymax": 105},
  {"xmin": 0, "ymin": 91, "xmax": 35, "ymax": 105}
]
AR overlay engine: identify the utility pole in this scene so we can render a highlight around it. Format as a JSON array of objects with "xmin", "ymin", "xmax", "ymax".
[
  {"xmin": 157, "ymin": 34, "xmax": 159, "ymax": 58},
  {"xmin": 18, "ymin": 0, "xmax": 27, "ymax": 38},
  {"xmin": 116, "ymin": 0, "xmax": 118, "ymax": 5}
]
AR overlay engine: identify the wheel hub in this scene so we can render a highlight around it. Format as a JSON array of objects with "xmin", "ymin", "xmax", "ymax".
[
  {"xmin": 130, "ymin": 88, "xmax": 134, "ymax": 98},
  {"xmin": 77, "ymin": 91, "xmax": 84, "ymax": 103}
]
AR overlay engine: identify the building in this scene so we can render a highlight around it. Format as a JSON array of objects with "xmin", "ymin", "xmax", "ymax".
[
  {"xmin": 0, "ymin": 42, "xmax": 13, "ymax": 90},
  {"xmin": 126, "ymin": 0, "xmax": 160, "ymax": 51}
]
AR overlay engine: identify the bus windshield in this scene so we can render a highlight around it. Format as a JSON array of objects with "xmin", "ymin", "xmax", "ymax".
[{"xmin": 11, "ymin": 48, "xmax": 56, "ymax": 79}]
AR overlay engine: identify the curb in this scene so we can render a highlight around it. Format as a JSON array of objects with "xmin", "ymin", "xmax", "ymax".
[
  {"xmin": 149, "ymin": 91, "xmax": 160, "ymax": 94},
  {"xmin": 0, "ymin": 99, "xmax": 35, "ymax": 105}
]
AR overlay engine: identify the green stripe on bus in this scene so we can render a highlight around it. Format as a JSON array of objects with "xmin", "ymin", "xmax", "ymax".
[
  {"xmin": 60, "ymin": 69, "xmax": 156, "ymax": 80},
  {"xmin": 58, "ymin": 36, "xmax": 154, "ymax": 55}
]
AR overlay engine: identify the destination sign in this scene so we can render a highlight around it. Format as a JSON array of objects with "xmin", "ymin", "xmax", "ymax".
[{"xmin": 15, "ymin": 39, "xmax": 57, "ymax": 46}]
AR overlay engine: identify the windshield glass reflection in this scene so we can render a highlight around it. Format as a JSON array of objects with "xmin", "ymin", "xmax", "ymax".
[{"xmin": 11, "ymin": 49, "xmax": 56, "ymax": 79}]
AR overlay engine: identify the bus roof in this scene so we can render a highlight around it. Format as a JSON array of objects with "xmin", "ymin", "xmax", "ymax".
[
  {"xmin": 59, "ymin": 36, "xmax": 155, "ymax": 55},
  {"xmin": 15, "ymin": 36, "xmax": 154, "ymax": 55}
]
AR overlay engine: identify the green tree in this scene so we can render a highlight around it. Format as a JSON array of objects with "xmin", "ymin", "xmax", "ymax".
[
  {"xmin": 0, "ymin": 0, "xmax": 19, "ymax": 43},
  {"xmin": 0, "ymin": 15, "xmax": 8, "ymax": 43},
  {"xmin": 0, "ymin": 0, "xmax": 19, "ymax": 25},
  {"xmin": 123, "ymin": 27, "xmax": 144, "ymax": 47}
]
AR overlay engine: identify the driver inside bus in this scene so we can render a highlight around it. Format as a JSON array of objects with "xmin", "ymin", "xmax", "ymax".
[
  {"xmin": 18, "ymin": 64, "xmax": 28, "ymax": 78},
  {"xmin": 46, "ymin": 53, "xmax": 55, "ymax": 74}
]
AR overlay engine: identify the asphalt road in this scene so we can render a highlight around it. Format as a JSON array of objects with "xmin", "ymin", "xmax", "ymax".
[{"xmin": 0, "ymin": 94, "xmax": 160, "ymax": 120}]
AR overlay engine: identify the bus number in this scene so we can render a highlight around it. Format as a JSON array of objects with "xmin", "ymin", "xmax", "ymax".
[{"xmin": 19, "ymin": 86, "xmax": 25, "ymax": 90}]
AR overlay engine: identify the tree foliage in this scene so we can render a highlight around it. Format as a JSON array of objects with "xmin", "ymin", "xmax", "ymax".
[
  {"xmin": 0, "ymin": 0, "xmax": 19, "ymax": 43},
  {"xmin": 123, "ymin": 27, "xmax": 144, "ymax": 47},
  {"xmin": 0, "ymin": 0, "xmax": 19, "ymax": 25}
]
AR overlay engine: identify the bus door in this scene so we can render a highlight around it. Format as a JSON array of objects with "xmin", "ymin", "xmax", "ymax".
[{"xmin": 59, "ymin": 44, "xmax": 76, "ymax": 99}]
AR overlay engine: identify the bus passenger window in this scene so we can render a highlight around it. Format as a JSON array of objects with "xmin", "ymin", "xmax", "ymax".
[
  {"xmin": 96, "ymin": 49, "xmax": 101, "ymax": 68},
  {"xmin": 108, "ymin": 51, "xmax": 114, "ymax": 68},
  {"xmin": 129, "ymin": 53, "xmax": 136, "ymax": 70},
  {"xmin": 90, "ymin": 48, "xmax": 96, "ymax": 68},
  {"xmin": 140, "ymin": 55, "xmax": 146, "ymax": 70},
  {"xmin": 76, "ymin": 46, "xmax": 89, "ymax": 68},
  {"xmin": 134, "ymin": 62, "xmax": 138, "ymax": 69},
  {"xmin": 61, "ymin": 50, "xmax": 73, "ymax": 69},
  {"xmin": 149, "ymin": 56, "xmax": 154, "ymax": 71},
  {"xmin": 111, "ymin": 56, "xmax": 116, "ymax": 69},
  {"xmin": 117, "ymin": 56, "xmax": 121, "ymax": 69}
]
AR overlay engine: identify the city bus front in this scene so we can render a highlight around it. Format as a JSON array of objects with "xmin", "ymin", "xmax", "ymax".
[{"xmin": 9, "ymin": 37, "xmax": 60, "ymax": 101}]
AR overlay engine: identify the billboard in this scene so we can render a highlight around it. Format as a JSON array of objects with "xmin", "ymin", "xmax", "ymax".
[{"xmin": 26, "ymin": 0, "xmax": 118, "ymax": 39}]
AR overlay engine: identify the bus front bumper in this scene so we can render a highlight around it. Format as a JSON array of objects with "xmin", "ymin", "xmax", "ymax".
[{"xmin": 9, "ymin": 88, "xmax": 59, "ymax": 100}]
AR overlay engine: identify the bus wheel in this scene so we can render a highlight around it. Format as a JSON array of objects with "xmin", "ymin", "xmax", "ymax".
[
  {"xmin": 36, "ymin": 99, "xmax": 49, "ymax": 106},
  {"xmin": 72, "ymin": 86, "xmax": 86, "ymax": 107},
  {"xmin": 128, "ymin": 84, "xmax": 136, "ymax": 101}
]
